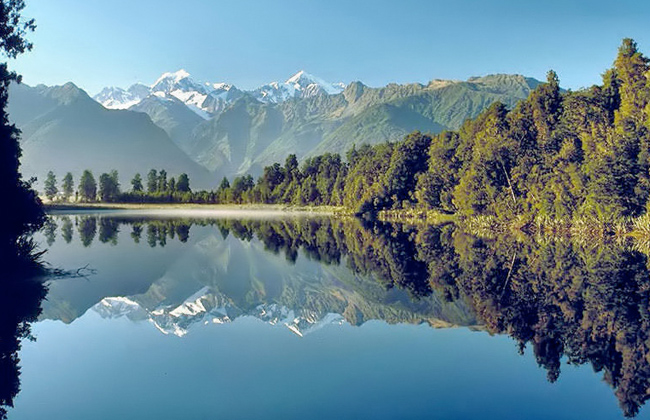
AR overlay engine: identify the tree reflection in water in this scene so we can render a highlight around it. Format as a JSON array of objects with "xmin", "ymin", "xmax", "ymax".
[
  {"xmin": 0, "ymin": 265, "xmax": 47, "ymax": 420},
  {"xmin": 1, "ymin": 220, "xmax": 47, "ymax": 419},
  {"xmin": 41, "ymin": 214, "xmax": 650, "ymax": 417}
]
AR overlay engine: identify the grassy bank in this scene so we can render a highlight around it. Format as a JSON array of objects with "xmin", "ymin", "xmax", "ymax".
[
  {"xmin": 377, "ymin": 209, "xmax": 457, "ymax": 224},
  {"xmin": 375, "ymin": 209, "xmax": 650, "ymax": 242}
]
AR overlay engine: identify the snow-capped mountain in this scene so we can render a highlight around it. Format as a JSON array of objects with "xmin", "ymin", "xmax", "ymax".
[
  {"xmin": 92, "ymin": 69, "xmax": 344, "ymax": 117},
  {"xmin": 93, "ymin": 70, "xmax": 244, "ymax": 119},
  {"xmin": 150, "ymin": 70, "xmax": 243, "ymax": 118},
  {"xmin": 91, "ymin": 288, "xmax": 345, "ymax": 338},
  {"xmin": 198, "ymin": 82, "xmax": 244, "ymax": 115},
  {"xmin": 94, "ymin": 83, "xmax": 150, "ymax": 109},
  {"xmin": 251, "ymin": 70, "xmax": 346, "ymax": 103}
]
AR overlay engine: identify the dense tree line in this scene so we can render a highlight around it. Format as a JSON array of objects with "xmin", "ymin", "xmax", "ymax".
[
  {"xmin": 45, "ymin": 39, "xmax": 650, "ymax": 223},
  {"xmin": 223, "ymin": 38, "xmax": 650, "ymax": 220},
  {"xmin": 239, "ymin": 38, "xmax": 650, "ymax": 220},
  {"xmin": 43, "ymin": 169, "xmax": 195, "ymax": 203}
]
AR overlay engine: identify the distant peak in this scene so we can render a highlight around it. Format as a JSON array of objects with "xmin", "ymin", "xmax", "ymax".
[
  {"xmin": 153, "ymin": 69, "xmax": 191, "ymax": 87},
  {"xmin": 96, "ymin": 86, "xmax": 124, "ymax": 94},
  {"xmin": 283, "ymin": 70, "xmax": 346, "ymax": 95},
  {"xmin": 286, "ymin": 70, "xmax": 326, "ymax": 86},
  {"xmin": 62, "ymin": 81, "xmax": 80, "ymax": 90},
  {"xmin": 47, "ymin": 81, "xmax": 90, "ymax": 105},
  {"xmin": 286, "ymin": 70, "xmax": 308, "ymax": 84},
  {"xmin": 210, "ymin": 82, "xmax": 232, "ymax": 91},
  {"xmin": 427, "ymin": 79, "xmax": 460, "ymax": 89}
]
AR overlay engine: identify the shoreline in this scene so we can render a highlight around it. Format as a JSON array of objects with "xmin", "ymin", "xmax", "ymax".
[
  {"xmin": 44, "ymin": 203, "xmax": 650, "ymax": 242},
  {"xmin": 44, "ymin": 202, "xmax": 351, "ymax": 217}
]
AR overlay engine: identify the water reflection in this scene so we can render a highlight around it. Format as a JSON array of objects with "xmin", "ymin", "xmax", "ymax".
[
  {"xmin": 77, "ymin": 216, "xmax": 96, "ymax": 248},
  {"xmin": 0, "ymin": 241, "xmax": 47, "ymax": 419},
  {"xmin": 39, "ymin": 213, "xmax": 650, "ymax": 417},
  {"xmin": 0, "ymin": 270, "xmax": 46, "ymax": 420},
  {"xmin": 433, "ymin": 233, "xmax": 650, "ymax": 418},
  {"xmin": 60, "ymin": 217, "xmax": 73, "ymax": 244},
  {"xmin": 41, "ymin": 215, "xmax": 472, "ymax": 334}
]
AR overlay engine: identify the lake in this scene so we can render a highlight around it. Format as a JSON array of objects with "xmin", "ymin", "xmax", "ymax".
[{"xmin": 4, "ymin": 210, "xmax": 650, "ymax": 419}]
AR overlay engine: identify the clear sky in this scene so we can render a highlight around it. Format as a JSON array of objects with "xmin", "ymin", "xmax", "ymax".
[{"xmin": 10, "ymin": 0, "xmax": 650, "ymax": 95}]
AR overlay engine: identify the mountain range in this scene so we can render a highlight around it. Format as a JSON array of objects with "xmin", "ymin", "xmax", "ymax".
[
  {"xmin": 10, "ymin": 69, "xmax": 542, "ymax": 188},
  {"xmin": 9, "ymin": 82, "xmax": 213, "ymax": 189},
  {"xmin": 94, "ymin": 69, "xmax": 345, "ymax": 117}
]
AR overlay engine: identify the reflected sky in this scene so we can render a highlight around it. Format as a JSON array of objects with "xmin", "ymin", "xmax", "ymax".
[
  {"xmin": 7, "ymin": 211, "xmax": 650, "ymax": 419},
  {"xmin": 14, "ymin": 314, "xmax": 625, "ymax": 420}
]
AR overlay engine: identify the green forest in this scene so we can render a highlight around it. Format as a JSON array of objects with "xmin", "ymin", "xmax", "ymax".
[{"xmin": 46, "ymin": 39, "xmax": 650, "ymax": 226}]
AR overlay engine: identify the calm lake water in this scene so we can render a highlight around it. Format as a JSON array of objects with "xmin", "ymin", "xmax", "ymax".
[{"xmin": 5, "ymin": 210, "xmax": 650, "ymax": 419}]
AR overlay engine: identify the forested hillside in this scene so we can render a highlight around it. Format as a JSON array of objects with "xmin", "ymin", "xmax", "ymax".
[
  {"xmin": 187, "ymin": 74, "xmax": 538, "ymax": 177},
  {"xmin": 221, "ymin": 38, "xmax": 649, "ymax": 221}
]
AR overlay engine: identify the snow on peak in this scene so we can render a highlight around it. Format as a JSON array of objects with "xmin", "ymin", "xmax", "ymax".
[
  {"xmin": 251, "ymin": 70, "xmax": 345, "ymax": 103},
  {"xmin": 286, "ymin": 70, "xmax": 310, "ymax": 84},
  {"xmin": 93, "ymin": 296, "xmax": 148, "ymax": 320},
  {"xmin": 211, "ymin": 82, "xmax": 233, "ymax": 91},
  {"xmin": 93, "ymin": 85, "xmax": 150, "ymax": 110},
  {"xmin": 145, "ymin": 70, "xmax": 249, "ymax": 118},
  {"xmin": 153, "ymin": 69, "xmax": 191, "ymax": 87},
  {"xmin": 286, "ymin": 70, "xmax": 345, "ymax": 95},
  {"xmin": 93, "ymin": 68, "xmax": 343, "ymax": 113},
  {"xmin": 149, "ymin": 70, "xmax": 220, "ymax": 119},
  {"xmin": 151, "ymin": 69, "xmax": 205, "ymax": 94}
]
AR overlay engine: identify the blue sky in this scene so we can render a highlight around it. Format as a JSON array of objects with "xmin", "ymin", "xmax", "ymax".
[{"xmin": 10, "ymin": 0, "xmax": 650, "ymax": 94}]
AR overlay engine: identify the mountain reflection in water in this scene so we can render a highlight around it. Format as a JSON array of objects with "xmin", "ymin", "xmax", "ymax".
[{"xmin": 26, "ymin": 213, "xmax": 650, "ymax": 417}]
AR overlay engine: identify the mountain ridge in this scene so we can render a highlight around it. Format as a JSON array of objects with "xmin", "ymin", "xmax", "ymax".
[
  {"xmin": 94, "ymin": 69, "xmax": 346, "ymax": 115},
  {"xmin": 186, "ymin": 72, "xmax": 541, "ymax": 176},
  {"xmin": 12, "ymin": 71, "xmax": 542, "ymax": 184},
  {"xmin": 9, "ymin": 82, "xmax": 214, "ymax": 189}
]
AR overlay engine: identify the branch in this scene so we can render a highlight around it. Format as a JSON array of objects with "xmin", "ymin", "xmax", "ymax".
[{"xmin": 500, "ymin": 161, "xmax": 516, "ymax": 205}]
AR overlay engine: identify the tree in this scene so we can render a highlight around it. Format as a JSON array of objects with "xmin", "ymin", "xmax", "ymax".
[
  {"xmin": 177, "ymin": 173, "xmax": 190, "ymax": 192},
  {"xmin": 217, "ymin": 176, "xmax": 230, "ymax": 202},
  {"xmin": 415, "ymin": 131, "xmax": 462, "ymax": 213},
  {"xmin": 453, "ymin": 102, "xmax": 512, "ymax": 217},
  {"xmin": 382, "ymin": 132, "xmax": 432, "ymax": 209},
  {"xmin": 0, "ymin": 4, "xmax": 44, "ymax": 420},
  {"xmin": 231, "ymin": 175, "xmax": 254, "ymax": 203},
  {"xmin": 218, "ymin": 176, "xmax": 230, "ymax": 191},
  {"xmin": 44, "ymin": 170, "xmax": 57, "ymax": 201},
  {"xmin": 61, "ymin": 172, "xmax": 73, "ymax": 201},
  {"xmin": 97, "ymin": 174, "xmax": 110, "ymax": 201},
  {"xmin": 147, "ymin": 169, "xmax": 158, "ymax": 193},
  {"xmin": 110, "ymin": 170, "xmax": 119, "ymax": 191},
  {"xmin": 158, "ymin": 169, "xmax": 167, "ymax": 192},
  {"xmin": 78, "ymin": 170, "xmax": 97, "ymax": 202},
  {"xmin": 131, "ymin": 173, "xmax": 142, "ymax": 192},
  {"xmin": 98, "ymin": 170, "xmax": 120, "ymax": 202}
]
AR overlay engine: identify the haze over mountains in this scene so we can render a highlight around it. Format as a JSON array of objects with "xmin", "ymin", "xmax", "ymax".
[
  {"xmin": 10, "ymin": 69, "xmax": 542, "ymax": 189},
  {"xmin": 9, "ymin": 82, "xmax": 213, "ymax": 189}
]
